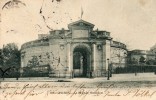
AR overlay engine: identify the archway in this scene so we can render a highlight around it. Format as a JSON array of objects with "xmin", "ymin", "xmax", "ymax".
[{"xmin": 73, "ymin": 45, "xmax": 91, "ymax": 77}]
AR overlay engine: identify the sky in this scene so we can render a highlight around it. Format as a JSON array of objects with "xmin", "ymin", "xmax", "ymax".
[{"xmin": 0, "ymin": 0, "xmax": 156, "ymax": 50}]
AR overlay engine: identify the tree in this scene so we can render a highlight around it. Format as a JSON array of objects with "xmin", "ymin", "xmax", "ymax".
[
  {"xmin": 0, "ymin": 49, "xmax": 3, "ymax": 66},
  {"xmin": 131, "ymin": 58, "xmax": 138, "ymax": 65},
  {"xmin": 2, "ymin": 43, "xmax": 20, "ymax": 68},
  {"xmin": 139, "ymin": 56, "xmax": 146, "ymax": 64},
  {"xmin": 0, "ymin": 43, "xmax": 20, "ymax": 78},
  {"xmin": 146, "ymin": 59, "xmax": 156, "ymax": 65},
  {"xmin": 27, "ymin": 56, "xmax": 39, "ymax": 67},
  {"xmin": 111, "ymin": 48, "xmax": 127, "ymax": 68}
]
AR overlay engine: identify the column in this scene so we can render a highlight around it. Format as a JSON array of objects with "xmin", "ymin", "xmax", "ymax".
[
  {"xmin": 67, "ymin": 43, "xmax": 73, "ymax": 78},
  {"xmin": 92, "ymin": 43, "xmax": 97, "ymax": 77},
  {"xmin": 93, "ymin": 43, "xmax": 96, "ymax": 71},
  {"xmin": 103, "ymin": 40, "xmax": 111, "ymax": 71},
  {"xmin": 67, "ymin": 43, "xmax": 72, "ymax": 71}
]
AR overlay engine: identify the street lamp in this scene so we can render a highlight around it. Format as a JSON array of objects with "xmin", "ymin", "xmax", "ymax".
[
  {"xmin": 155, "ymin": 52, "xmax": 156, "ymax": 60},
  {"xmin": 124, "ymin": 52, "xmax": 127, "ymax": 73},
  {"xmin": 110, "ymin": 63, "xmax": 112, "ymax": 77},
  {"xmin": 107, "ymin": 58, "xmax": 110, "ymax": 80},
  {"xmin": 154, "ymin": 52, "xmax": 156, "ymax": 75}
]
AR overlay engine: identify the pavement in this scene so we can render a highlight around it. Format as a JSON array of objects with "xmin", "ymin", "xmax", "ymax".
[{"xmin": 0, "ymin": 72, "xmax": 156, "ymax": 82}]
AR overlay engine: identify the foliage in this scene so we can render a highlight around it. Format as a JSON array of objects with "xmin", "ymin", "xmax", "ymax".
[
  {"xmin": 131, "ymin": 58, "xmax": 138, "ymax": 64},
  {"xmin": 0, "ymin": 43, "xmax": 20, "ymax": 78},
  {"xmin": 114, "ymin": 65, "xmax": 156, "ymax": 74},
  {"xmin": 0, "ymin": 49, "xmax": 3, "ymax": 66},
  {"xmin": 111, "ymin": 48, "xmax": 127, "ymax": 67},
  {"xmin": 22, "ymin": 65, "xmax": 50, "ymax": 77},
  {"xmin": 146, "ymin": 59, "xmax": 156, "ymax": 65},
  {"xmin": 2, "ymin": 43, "xmax": 20, "ymax": 68},
  {"xmin": 139, "ymin": 56, "xmax": 146, "ymax": 64},
  {"xmin": 27, "ymin": 56, "xmax": 39, "ymax": 67}
]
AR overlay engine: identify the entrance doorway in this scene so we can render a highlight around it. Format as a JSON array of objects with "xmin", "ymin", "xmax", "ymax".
[{"xmin": 73, "ymin": 45, "xmax": 90, "ymax": 77}]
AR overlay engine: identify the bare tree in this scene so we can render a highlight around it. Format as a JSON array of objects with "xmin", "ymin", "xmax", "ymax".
[{"xmin": 111, "ymin": 48, "xmax": 127, "ymax": 68}]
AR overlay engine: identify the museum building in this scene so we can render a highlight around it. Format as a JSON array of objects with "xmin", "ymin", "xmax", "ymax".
[{"xmin": 20, "ymin": 20, "xmax": 127, "ymax": 78}]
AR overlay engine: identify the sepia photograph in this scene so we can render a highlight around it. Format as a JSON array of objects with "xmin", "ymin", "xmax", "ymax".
[{"xmin": 0, "ymin": 0, "xmax": 156, "ymax": 100}]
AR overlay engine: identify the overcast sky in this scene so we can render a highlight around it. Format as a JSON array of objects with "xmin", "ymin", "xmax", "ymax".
[{"xmin": 0, "ymin": 0, "xmax": 156, "ymax": 50}]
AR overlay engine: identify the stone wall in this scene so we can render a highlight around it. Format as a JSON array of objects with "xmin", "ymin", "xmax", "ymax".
[
  {"xmin": 110, "ymin": 46, "xmax": 127, "ymax": 68},
  {"xmin": 49, "ymin": 42, "xmax": 68, "ymax": 77},
  {"xmin": 21, "ymin": 46, "xmax": 50, "ymax": 67}
]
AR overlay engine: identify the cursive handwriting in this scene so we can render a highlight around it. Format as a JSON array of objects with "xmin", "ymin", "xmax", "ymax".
[{"xmin": 1, "ymin": 82, "xmax": 156, "ymax": 100}]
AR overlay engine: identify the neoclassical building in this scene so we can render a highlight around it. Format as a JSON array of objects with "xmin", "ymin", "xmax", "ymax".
[
  {"xmin": 21, "ymin": 20, "xmax": 127, "ymax": 78},
  {"xmin": 128, "ymin": 49, "xmax": 156, "ymax": 65}
]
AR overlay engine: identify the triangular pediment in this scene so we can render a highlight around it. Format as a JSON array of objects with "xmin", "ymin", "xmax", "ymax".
[{"xmin": 68, "ymin": 19, "xmax": 94, "ymax": 29}]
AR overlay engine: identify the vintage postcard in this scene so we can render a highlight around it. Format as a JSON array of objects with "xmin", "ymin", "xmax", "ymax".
[{"xmin": 0, "ymin": 0, "xmax": 156, "ymax": 100}]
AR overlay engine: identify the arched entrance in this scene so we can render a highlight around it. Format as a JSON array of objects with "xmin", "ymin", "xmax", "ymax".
[{"xmin": 73, "ymin": 45, "xmax": 91, "ymax": 77}]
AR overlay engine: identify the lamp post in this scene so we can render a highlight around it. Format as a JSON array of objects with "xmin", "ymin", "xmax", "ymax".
[
  {"xmin": 155, "ymin": 52, "xmax": 156, "ymax": 60},
  {"xmin": 155, "ymin": 52, "xmax": 156, "ymax": 75},
  {"xmin": 124, "ymin": 52, "xmax": 127, "ymax": 73},
  {"xmin": 107, "ymin": 58, "xmax": 110, "ymax": 80},
  {"xmin": 110, "ymin": 63, "xmax": 112, "ymax": 77}
]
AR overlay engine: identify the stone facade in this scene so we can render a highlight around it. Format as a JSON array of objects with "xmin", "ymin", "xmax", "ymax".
[
  {"xmin": 21, "ymin": 20, "xmax": 127, "ymax": 78},
  {"xmin": 110, "ymin": 41, "xmax": 127, "ymax": 69}
]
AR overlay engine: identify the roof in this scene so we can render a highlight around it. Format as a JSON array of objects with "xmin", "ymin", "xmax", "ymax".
[{"xmin": 68, "ymin": 19, "xmax": 95, "ymax": 28}]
